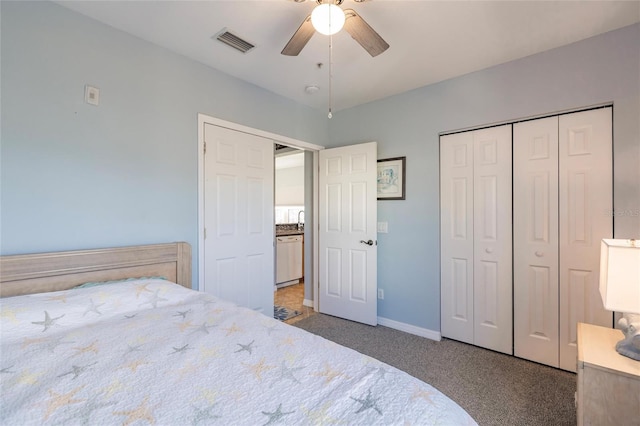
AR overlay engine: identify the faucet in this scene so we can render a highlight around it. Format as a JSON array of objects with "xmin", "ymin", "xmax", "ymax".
[{"xmin": 297, "ymin": 210, "xmax": 305, "ymax": 231}]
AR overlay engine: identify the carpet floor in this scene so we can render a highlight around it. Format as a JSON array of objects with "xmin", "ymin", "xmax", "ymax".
[{"xmin": 292, "ymin": 313, "xmax": 576, "ymax": 426}]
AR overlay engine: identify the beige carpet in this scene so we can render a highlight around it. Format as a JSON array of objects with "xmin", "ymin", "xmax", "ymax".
[{"xmin": 293, "ymin": 313, "xmax": 576, "ymax": 426}]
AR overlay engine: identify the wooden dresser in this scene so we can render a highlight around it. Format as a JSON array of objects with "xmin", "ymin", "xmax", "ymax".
[{"xmin": 576, "ymin": 322, "xmax": 640, "ymax": 425}]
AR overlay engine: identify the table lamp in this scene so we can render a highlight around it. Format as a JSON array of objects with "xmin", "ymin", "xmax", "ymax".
[{"xmin": 599, "ymin": 238, "xmax": 640, "ymax": 361}]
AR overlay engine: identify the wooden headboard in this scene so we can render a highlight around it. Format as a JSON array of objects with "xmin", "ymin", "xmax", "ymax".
[{"xmin": 0, "ymin": 242, "xmax": 191, "ymax": 298}]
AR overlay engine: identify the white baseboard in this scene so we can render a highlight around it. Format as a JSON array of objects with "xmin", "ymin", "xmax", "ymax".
[
  {"xmin": 303, "ymin": 299, "xmax": 313, "ymax": 308},
  {"xmin": 276, "ymin": 280, "xmax": 300, "ymax": 289},
  {"xmin": 376, "ymin": 316, "xmax": 441, "ymax": 342}
]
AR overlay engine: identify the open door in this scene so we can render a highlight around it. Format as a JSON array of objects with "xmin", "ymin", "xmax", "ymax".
[
  {"xmin": 202, "ymin": 123, "xmax": 274, "ymax": 315},
  {"xmin": 318, "ymin": 142, "xmax": 378, "ymax": 325}
]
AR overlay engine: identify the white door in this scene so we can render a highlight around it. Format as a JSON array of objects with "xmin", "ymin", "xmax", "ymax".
[
  {"xmin": 514, "ymin": 116, "xmax": 560, "ymax": 367},
  {"xmin": 440, "ymin": 132, "xmax": 474, "ymax": 345},
  {"xmin": 472, "ymin": 125, "xmax": 513, "ymax": 354},
  {"xmin": 318, "ymin": 142, "xmax": 378, "ymax": 325},
  {"xmin": 203, "ymin": 123, "xmax": 274, "ymax": 315},
  {"xmin": 440, "ymin": 126, "xmax": 512, "ymax": 354},
  {"xmin": 558, "ymin": 107, "xmax": 612, "ymax": 371}
]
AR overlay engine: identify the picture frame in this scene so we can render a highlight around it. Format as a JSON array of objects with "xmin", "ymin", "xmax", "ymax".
[{"xmin": 377, "ymin": 156, "xmax": 406, "ymax": 200}]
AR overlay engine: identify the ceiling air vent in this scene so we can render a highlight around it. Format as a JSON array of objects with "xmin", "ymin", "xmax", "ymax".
[{"xmin": 215, "ymin": 30, "xmax": 255, "ymax": 54}]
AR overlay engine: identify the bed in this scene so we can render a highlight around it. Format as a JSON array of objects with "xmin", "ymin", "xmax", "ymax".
[{"xmin": 1, "ymin": 242, "xmax": 476, "ymax": 425}]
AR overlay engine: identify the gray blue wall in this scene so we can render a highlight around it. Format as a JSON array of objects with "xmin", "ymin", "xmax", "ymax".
[
  {"xmin": 2, "ymin": 1, "xmax": 638, "ymax": 333},
  {"xmin": 0, "ymin": 1, "xmax": 328, "ymax": 285},
  {"xmin": 329, "ymin": 23, "xmax": 639, "ymax": 331}
]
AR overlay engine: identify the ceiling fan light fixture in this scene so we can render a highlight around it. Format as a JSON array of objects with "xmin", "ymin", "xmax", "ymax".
[{"xmin": 311, "ymin": 4, "xmax": 345, "ymax": 36}]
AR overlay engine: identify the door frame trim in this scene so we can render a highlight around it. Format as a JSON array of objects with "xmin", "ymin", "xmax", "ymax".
[{"xmin": 197, "ymin": 114, "xmax": 324, "ymax": 305}]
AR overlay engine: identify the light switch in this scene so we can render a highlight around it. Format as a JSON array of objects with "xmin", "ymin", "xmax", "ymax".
[{"xmin": 377, "ymin": 221, "xmax": 388, "ymax": 233}]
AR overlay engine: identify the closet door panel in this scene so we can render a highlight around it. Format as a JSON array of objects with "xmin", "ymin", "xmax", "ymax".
[
  {"xmin": 440, "ymin": 132, "xmax": 474, "ymax": 344},
  {"xmin": 472, "ymin": 125, "xmax": 513, "ymax": 354},
  {"xmin": 513, "ymin": 117, "xmax": 560, "ymax": 367},
  {"xmin": 558, "ymin": 107, "xmax": 613, "ymax": 372}
]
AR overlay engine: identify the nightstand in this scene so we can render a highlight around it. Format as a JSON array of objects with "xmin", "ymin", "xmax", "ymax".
[{"xmin": 576, "ymin": 322, "xmax": 640, "ymax": 425}]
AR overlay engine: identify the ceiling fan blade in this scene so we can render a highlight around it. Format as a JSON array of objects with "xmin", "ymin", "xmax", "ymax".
[
  {"xmin": 281, "ymin": 15, "xmax": 315, "ymax": 56},
  {"xmin": 343, "ymin": 9, "xmax": 389, "ymax": 57}
]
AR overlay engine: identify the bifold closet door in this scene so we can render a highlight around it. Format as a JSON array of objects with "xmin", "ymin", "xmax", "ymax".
[
  {"xmin": 472, "ymin": 126, "xmax": 513, "ymax": 354},
  {"xmin": 514, "ymin": 116, "xmax": 560, "ymax": 367},
  {"xmin": 441, "ymin": 125, "xmax": 512, "ymax": 354},
  {"xmin": 441, "ymin": 131, "xmax": 474, "ymax": 345},
  {"xmin": 558, "ymin": 107, "xmax": 612, "ymax": 371},
  {"xmin": 513, "ymin": 107, "xmax": 612, "ymax": 371}
]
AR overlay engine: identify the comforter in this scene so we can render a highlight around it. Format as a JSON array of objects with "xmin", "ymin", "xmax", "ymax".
[{"xmin": 1, "ymin": 279, "xmax": 476, "ymax": 425}]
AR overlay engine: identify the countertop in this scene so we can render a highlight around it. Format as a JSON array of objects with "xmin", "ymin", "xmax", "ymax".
[
  {"xmin": 275, "ymin": 223, "xmax": 304, "ymax": 236},
  {"xmin": 276, "ymin": 230, "xmax": 304, "ymax": 237}
]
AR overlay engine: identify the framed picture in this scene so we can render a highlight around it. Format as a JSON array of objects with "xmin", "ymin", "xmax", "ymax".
[{"xmin": 377, "ymin": 157, "xmax": 406, "ymax": 200}]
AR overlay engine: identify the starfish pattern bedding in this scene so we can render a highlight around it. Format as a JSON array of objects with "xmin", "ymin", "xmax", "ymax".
[{"xmin": 1, "ymin": 279, "xmax": 476, "ymax": 425}]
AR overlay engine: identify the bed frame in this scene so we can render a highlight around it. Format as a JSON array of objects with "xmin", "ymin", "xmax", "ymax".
[{"xmin": 0, "ymin": 242, "xmax": 191, "ymax": 298}]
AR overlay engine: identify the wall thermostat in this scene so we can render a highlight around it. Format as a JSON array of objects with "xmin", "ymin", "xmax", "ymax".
[{"xmin": 85, "ymin": 85, "xmax": 100, "ymax": 106}]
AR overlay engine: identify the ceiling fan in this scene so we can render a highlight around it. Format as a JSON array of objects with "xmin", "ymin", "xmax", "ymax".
[{"xmin": 281, "ymin": 0, "xmax": 389, "ymax": 57}]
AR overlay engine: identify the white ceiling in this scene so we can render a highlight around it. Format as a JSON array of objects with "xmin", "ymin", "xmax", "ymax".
[
  {"xmin": 56, "ymin": 0, "xmax": 639, "ymax": 112},
  {"xmin": 276, "ymin": 151, "xmax": 305, "ymax": 169}
]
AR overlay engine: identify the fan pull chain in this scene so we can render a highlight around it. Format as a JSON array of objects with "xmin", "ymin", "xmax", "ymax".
[{"xmin": 328, "ymin": 32, "xmax": 333, "ymax": 119}]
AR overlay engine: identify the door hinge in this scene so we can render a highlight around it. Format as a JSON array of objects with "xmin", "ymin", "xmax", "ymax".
[
  {"xmin": 204, "ymin": 228, "xmax": 207, "ymax": 239},
  {"xmin": 204, "ymin": 141, "xmax": 207, "ymax": 155}
]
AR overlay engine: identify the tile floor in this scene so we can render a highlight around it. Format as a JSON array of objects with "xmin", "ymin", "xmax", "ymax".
[{"xmin": 274, "ymin": 282, "xmax": 316, "ymax": 324}]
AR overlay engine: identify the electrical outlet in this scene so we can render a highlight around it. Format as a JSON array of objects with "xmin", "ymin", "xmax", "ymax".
[{"xmin": 377, "ymin": 289, "xmax": 384, "ymax": 299}]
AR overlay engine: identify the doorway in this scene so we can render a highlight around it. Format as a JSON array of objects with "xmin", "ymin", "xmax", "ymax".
[
  {"xmin": 197, "ymin": 114, "xmax": 323, "ymax": 318},
  {"xmin": 274, "ymin": 147, "xmax": 314, "ymax": 323},
  {"xmin": 197, "ymin": 114, "xmax": 378, "ymax": 326}
]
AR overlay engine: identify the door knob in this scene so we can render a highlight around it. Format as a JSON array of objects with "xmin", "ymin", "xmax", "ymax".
[{"xmin": 360, "ymin": 240, "xmax": 374, "ymax": 246}]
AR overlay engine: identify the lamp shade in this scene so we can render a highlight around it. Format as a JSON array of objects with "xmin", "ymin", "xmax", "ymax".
[
  {"xmin": 599, "ymin": 239, "xmax": 640, "ymax": 313},
  {"xmin": 311, "ymin": 4, "xmax": 345, "ymax": 36}
]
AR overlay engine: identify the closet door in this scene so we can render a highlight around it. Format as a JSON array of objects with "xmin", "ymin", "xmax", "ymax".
[
  {"xmin": 440, "ymin": 132, "xmax": 474, "ymax": 345},
  {"xmin": 558, "ymin": 107, "xmax": 613, "ymax": 371},
  {"xmin": 513, "ymin": 117, "xmax": 560, "ymax": 367},
  {"xmin": 472, "ymin": 125, "xmax": 513, "ymax": 354},
  {"xmin": 441, "ymin": 125, "xmax": 512, "ymax": 354}
]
